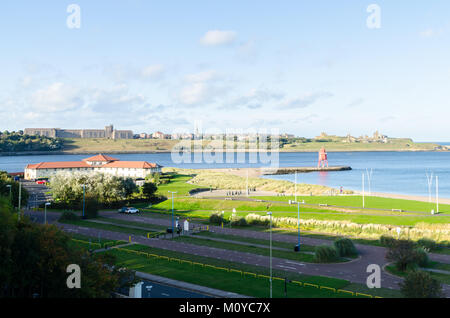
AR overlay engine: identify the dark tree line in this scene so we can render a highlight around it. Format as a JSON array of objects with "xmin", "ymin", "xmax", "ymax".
[{"xmin": 0, "ymin": 131, "xmax": 63, "ymax": 152}]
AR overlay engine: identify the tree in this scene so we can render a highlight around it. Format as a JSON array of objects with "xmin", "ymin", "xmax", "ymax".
[
  {"xmin": 0, "ymin": 199, "xmax": 136, "ymax": 297},
  {"xmin": 386, "ymin": 240, "xmax": 420, "ymax": 271},
  {"xmin": 400, "ymin": 271, "xmax": 443, "ymax": 298},
  {"xmin": 142, "ymin": 182, "xmax": 157, "ymax": 199}
]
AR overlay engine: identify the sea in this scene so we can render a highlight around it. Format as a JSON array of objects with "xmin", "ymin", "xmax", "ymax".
[{"xmin": 1, "ymin": 150, "xmax": 450, "ymax": 199}]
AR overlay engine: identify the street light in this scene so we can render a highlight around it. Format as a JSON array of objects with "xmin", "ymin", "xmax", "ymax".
[
  {"xmin": 81, "ymin": 184, "xmax": 86, "ymax": 219},
  {"xmin": 295, "ymin": 200, "xmax": 305, "ymax": 252},
  {"xmin": 267, "ymin": 211, "xmax": 273, "ymax": 298},
  {"xmin": 168, "ymin": 191, "xmax": 177, "ymax": 238},
  {"xmin": 44, "ymin": 202, "xmax": 51, "ymax": 224},
  {"xmin": 6, "ymin": 185, "xmax": 12, "ymax": 202}
]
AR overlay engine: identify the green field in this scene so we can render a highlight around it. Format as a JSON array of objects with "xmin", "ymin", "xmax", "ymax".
[
  {"xmin": 252, "ymin": 195, "xmax": 450, "ymax": 214},
  {"xmin": 60, "ymin": 219, "xmax": 155, "ymax": 236},
  {"xmin": 155, "ymin": 174, "xmax": 205, "ymax": 196},
  {"xmin": 146, "ymin": 197, "xmax": 450, "ymax": 227},
  {"xmin": 58, "ymin": 137, "xmax": 442, "ymax": 154}
]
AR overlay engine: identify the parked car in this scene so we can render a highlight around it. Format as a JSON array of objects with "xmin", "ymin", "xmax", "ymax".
[
  {"xmin": 126, "ymin": 207, "xmax": 140, "ymax": 214},
  {"xmin": 118, "ymin": 207, "xmax": 140, "ymax": 214},
  {"xmin": 118, "ymin": 207, "xmax": 129, "ymax": 213},
  {"xmin": 35, "ymin": 180, "xmax": 47, "ymax": 185}
]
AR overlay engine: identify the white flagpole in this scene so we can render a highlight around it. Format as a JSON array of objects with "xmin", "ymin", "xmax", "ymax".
[
  {"xmin": 362, "ymin": 173, "xmax": 365, "ymax": 208},
  {"xmin": 295, "ymin": 172, "xmax": 297, "ymax": 202},
  {"xmin": 436, "ymin": 175, "xmax": 439, "ymax": 213}
]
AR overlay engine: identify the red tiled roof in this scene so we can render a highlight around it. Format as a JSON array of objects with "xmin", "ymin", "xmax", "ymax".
[
  {"xmin": 26, "ymin": 161, "xmax": 91, "ymax": 169},
  {"xmin": 82, "ymin": 154, "xmax": 118, "ymax": 162},
  {"xmin": 102, "ymin": 161, "xmax": 159, "ymax": 169},
  {"xmin": 25, "ymin": 157, "xmax": 160, "ymax": 170}
]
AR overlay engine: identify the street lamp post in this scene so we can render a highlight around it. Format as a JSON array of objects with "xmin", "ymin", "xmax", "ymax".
[
  {"xmin": 295, "ymin": 200, "xmax": 305, "ymax": 252},
  {"xmin": 267, "ymin": 211, "xmax": 273, "ymax": 298},
  {"xmin": 81, "ymin": 184, "xmax": 86, "ymax": 219},
  {"xmin": 44, "ymin": 202, "xmax": 51, "ymax": 224},
  {"xmin": 6, "ymin": 185, "xmax": 12, "ymax": 203},
  {"xmin": 168, "ymin": 191, "xmax": 177, "ymax": 238}
]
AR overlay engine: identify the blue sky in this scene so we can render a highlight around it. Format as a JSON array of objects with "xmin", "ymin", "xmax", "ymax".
[{"xmin": 1, "ymin": 1, "xmax": 449, "ymax": 141}]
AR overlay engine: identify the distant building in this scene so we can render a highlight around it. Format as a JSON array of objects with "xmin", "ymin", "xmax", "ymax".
[
  {"xmin": 152, "ymin": 131, "xmax": 165, "ymax": 139},
  {"xmin": 24, "ymin": 124, "xmax": 133, "ymax": 140},
  {"xmin": 24, "ymin": 154, "xmax": 162, "ymax": 180}
]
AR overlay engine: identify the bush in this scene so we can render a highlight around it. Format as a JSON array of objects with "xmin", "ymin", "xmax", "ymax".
[
  {"xmin": 380, "ymin": 235, "xmax": 396, "ymax": 247},
  {"xmin": 400, "ymin": 271, "xmax": 443, "ymax": 298},
  {"xmin": 412, "ymin": 247, "xmax": 429, "ymax": 267},
  {"xmin": 209, "ymin": 212, "xmax": 225, "ymax": 225},
  {"xmin": 58, "ymin": 211, "xmax": 80, "ymax": 222},
  {"xmin": 244, "ymin": 214, "xmax": 270, "ymax": 227},
  {"xmin": 417, "ymin": 238, "xmax": 439, "ymax": 251},
  {"xmin": 386, "ymin": 240, "xmax": 420, "ymax": 272},
  {"xmin": 230, "ymin": 216, "xmax": 248, "ymax": 227},
  {"xmin": 313, "ymin": 245, "xmax": 338, "ymax": 263},
  {"xmin": 334, "ymin": 238, "xmax": 357, "ymax": 257}
]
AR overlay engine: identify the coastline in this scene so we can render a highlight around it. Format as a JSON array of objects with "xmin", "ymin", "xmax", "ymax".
[{"xmin": 0, "ymin": 148, "xmax": 449, "ymax": 157}]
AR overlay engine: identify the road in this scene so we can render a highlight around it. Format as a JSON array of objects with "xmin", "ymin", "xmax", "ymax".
[{"xmin": 25, "ymin": 209, "xmax": 450, "ymax": 297}]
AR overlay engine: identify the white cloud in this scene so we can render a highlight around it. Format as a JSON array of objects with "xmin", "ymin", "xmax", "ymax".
[
  {"xmin": 200, "ymin": 30, "xmax": 237, "ymax": 46},
  {"xmin": 30, "ymin": 82, "xmax": 83, "ymax": 112},
  {"xmin": 140, "ymin": 64, "xmax": 165, "ymax": 80},
  {"xmin": 178, "ymin": 70, "xmax": 228, "ymax": 105},
  {"xmin": 279, "ymin": 92, "xmax": 333, "ymax": 109}
]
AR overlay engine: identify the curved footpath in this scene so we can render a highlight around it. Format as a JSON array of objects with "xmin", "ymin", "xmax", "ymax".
[{"xmin": 26, "ymin": 210, "xmax": 450, "ymax": 297}]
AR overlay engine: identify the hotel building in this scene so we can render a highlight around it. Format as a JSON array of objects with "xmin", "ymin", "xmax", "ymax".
[{"xmin": 24, "ymin": 154, "xmax": 162, "ymax": 180}]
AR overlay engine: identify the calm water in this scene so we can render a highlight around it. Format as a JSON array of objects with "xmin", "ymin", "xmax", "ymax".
[{"xmin": 1, "ymin": 151, "xmax": 450, "ymax": 198}]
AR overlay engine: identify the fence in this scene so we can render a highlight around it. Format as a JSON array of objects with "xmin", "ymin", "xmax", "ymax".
[{"xmin": 112, "ymin": 246, "xmax": 381, "ymax": 298}]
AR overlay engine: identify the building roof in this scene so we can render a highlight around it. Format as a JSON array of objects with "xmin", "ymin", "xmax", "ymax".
[
  {"xmin": 26, "ymin": 161, "xmax": 91, "ymax": 169},
  {"xmin": 82, "ymin": 154, "xmax": 118, "ymax": 162},
  {"xmin": 102, "ymin": 161, "xmax": 160, "ymax": 169},
  {"xmin": 25, "ymin": 154, "xmax": 161, "ymax": 170}
]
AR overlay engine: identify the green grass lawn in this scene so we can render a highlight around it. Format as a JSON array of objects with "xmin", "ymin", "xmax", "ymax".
[
  {"xmin": 146, "ymin": 197, "xmax": 450, "ymax": 227},
  {"xmin": 155, "ymin": 173, "xmax": 206, "ymax": 197},
  {"xmin": 68, "ymin": 233, "xmax": 126, "ymax": 250},
  {"xmin": 252, "ymin": 195, "xmax": 450, "ymax": 214},
  {"xmin": 97, "ymin": 216, "xmax": 167, "ymax": 231},
  {"xmin": 104, "ymin": 244, "xmax": 373, "ymax": 298},
  {"xmin": 60, "ymin": 219, "xmax": 154, "ymax": 236}
]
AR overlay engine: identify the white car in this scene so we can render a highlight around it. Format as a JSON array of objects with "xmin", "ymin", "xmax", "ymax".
[{"xmin": 125, "ymin": 207, "xmax": 140, "ymax": 214}]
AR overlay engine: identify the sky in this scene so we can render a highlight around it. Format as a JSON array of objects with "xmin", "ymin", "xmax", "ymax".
[{"xmin": 0, "ymin": 1, "xmax": 449, "ymax": 141}]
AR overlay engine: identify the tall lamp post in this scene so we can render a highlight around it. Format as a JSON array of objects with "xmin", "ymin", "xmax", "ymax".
[
  {"xmin": 168, "ymin": 191, "xmax": 177, "ymax": 238},
  {"xmin": 6, "ymin": 185, "xmax": 12, "ymax": 202},
  {"xmin": 44, "ymin": 202, "xmax": 51, "ymax": 224},
  {"xmin": 295, "ymin": 200, "xmax": 305, "ymax": 252},
  {"xmin": 81, "ymin": 184, "xmax": 86, "ymax": 219},
  {"xmin": 267, "ymin": 211, "xmax": 273, "ymax": 298}
]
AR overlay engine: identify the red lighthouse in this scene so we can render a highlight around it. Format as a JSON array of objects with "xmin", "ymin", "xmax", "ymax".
[{"xmin": 318, "ymin": 147, "xmax": 328, "ymax": 168}]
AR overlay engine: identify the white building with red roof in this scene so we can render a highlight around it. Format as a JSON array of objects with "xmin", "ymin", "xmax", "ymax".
[{"xmin": 24, "ymin": 154, "xmax": 162, "ymax": 180}]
